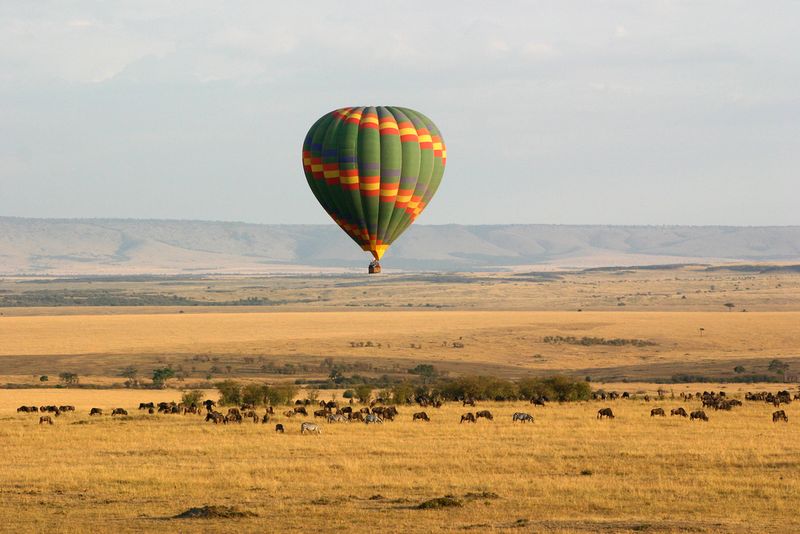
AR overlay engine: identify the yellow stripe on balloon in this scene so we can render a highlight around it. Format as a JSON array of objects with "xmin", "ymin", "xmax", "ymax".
[
  {"xmin": 418, "ymin": 134, "xmax": 432, "ymax": 143},
  {"xmin": 311, "ymin": 164, "xmax": 323, "ymax": 172},
  {"xmin": 360, "ymin": 183, "xmax": 380, "ymax": 190},
  {"xmin": 340, "ymin": 175, "xmax": 359, "ymax": 184},
  {"xmin": 379, "ymin": 189, "xmax": 398, "ymax": 196}
]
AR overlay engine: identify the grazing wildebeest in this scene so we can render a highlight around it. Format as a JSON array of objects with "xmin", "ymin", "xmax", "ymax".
[
  {"xmin": 670, "ymin": 407, "xmax": 688, "ymax": 417},
  {"xmin": 364, "ymin": 414, "xmax": 383, "ymax": 424},
  {"xmin": 283, "ymin": 410, "xmax": 295, "ymax": 418},
  {"xmin": 531, "ymin": 397, "xmax": 547, "ymax": 407},
  {"xmin": 261, "ymin": 413, "xmax": 271, "ymax": 424},
  {"xmin": 275, "ymin": 423, "xmax": 285, "ymax": 433},
  {"xmin": 340, "ymin": 406, "xmax": 353, "ymax": 415},
  {"xmin": 90, "ymin": 408, "xmax": 103, "ymax": 416},
  {"xmin": 460, "ymin": 412, "xmax": 476, "ymax": 424},
  {"xmin": 301, "ymin": 422, "xmax": 321, "ymax": 435},
  {"xmin": 39, "ymin": 416, "xmax": 53, "ymax": 425},
  {"xmin": 327, "ymin": 413, "xmax": 346, "ymax": 423},
  {"xmin": 203, "ymin": 399, "xmax": 215, "ymax": 412},
  {"xmin": 773, "ymin": 410, "xmax": 789, "ymax": 423},
  {"xmin": 597, "ymin": 408, "xmax": 614, "ymax": 419},
  {"xmin": 205, "ymin": 411, "xmax": 225, "ymax": 424},
  {"xmin": 139, "ymin": 402, "xmax": 154, "ymax": 411},
  {"xmin": 226, "ymin": 407, "xmax": 241, "ymax": 417},
  {"xmin": 293, "ymin": 406, "xmax": 308, "ymax": 416},
  {"xmin": 462, "ymin": 398, "xmax": 476, "ymax": 407},
  {"xmin": 476, "ymin": 410, "xmax": 494, "ymax": 421},
  {"xmin": 690, "ymin": 410, "xmax": 709, "ymax": 422},
  {"xmin": 112, "ymin": 408, "xmax": 128, "ymax": 416},
  {"xmin": 412, "ymin": 411, "xmax": 430, "ymax": 422},
  {"xmin": 650, "ymin": 408, "xmax": 666, "ymax": 417},
  {"xmin": 622, "ymin": 392, "xmax": 630, "ymax": 399},
  {"xmin": 148, "ymin": 407, "xmax": 155, "ymax": 414},
  {"xmin": 225, "ymin": 412, "xmax": 243, "ymax": 424},
  {"xmin": 58, "ymin": 405, "xmax": 75, "ymax": 412},
  {"xmin": 17, "ymin": 406, "xmax": 33, "ymax": 413},
  {"xmin": 512, "ymin": 412, "xmax": 534, "ymax": 423},
  {"xmin": 350, "ymin": 411, "xmax": 365, "ymax": 422},
  {"xmin": 314, "ymin": 409, "xmax": 328, "ymax": 418}
]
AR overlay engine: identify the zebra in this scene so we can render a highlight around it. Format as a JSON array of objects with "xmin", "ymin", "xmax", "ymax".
[
  {"xmin": 300, "ymin": 422, "xmax": 322, "ymax": 435},
  {"xmin": 327, "ymin": 413, "xmax": 346, "ymax": 423},
  {"xmin": 364, "ymin": 414, "xmax": 383, "ymax": 424},
  {"xmin": 512, "ymin": 412, "xmax": 534, "ymax": 423}
]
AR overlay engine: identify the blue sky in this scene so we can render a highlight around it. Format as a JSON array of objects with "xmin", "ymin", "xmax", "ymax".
[{"xmin": 1, "ymin": 1, "xmax": 798, "ymax": 225}]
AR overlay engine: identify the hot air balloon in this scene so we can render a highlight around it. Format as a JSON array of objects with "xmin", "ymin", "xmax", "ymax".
[{"xmin": 302, "ymin": 106, "xmax": 446, "ymax": 273}]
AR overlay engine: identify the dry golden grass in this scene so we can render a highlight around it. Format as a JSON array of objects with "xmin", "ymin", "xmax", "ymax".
[
  {"xmin": 1, "ymin": 310, "xmax": 798, "ymax": 382},
  {"xmin": 1, "ymin": 393, "xmax": 798, "ymax": 533}
]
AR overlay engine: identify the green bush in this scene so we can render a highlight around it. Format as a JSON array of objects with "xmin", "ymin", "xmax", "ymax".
[
  {"xmin": 354, "ymin": 384, "xmax": 373, "ymax": 404},
  {"xmin": 181, "ymin": 390, "xmax": 204, "ymax": 406},
  {"xmin": 241, "ymin": 383, "xmax": 268, "ymax": 406},
  {"xmin": 215, "ymin": 380, "xmax": 242, "ymax": 405}
]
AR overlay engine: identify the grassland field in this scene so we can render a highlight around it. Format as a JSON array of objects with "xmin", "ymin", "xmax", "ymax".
[{"xmin": 0, "ymin": 265, "xmax": 798, "ymax": 532}]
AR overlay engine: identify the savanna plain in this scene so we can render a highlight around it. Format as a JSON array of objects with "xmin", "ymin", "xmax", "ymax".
[{"xmin": 1, "ymin": 265, "xmax": 799, "ymax": 533}]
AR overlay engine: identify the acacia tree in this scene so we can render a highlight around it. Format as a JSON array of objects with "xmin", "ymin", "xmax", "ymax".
[
  {"xmin": 59, "ymin": 372, "xmax": 79, "ymax": 385},
  {"xmin": 152, "ymin": 367, "xmax": 175, "ymax": 388}
]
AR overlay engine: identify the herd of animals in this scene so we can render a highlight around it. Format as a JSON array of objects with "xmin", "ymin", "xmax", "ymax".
[{"xmin": 16, "ymin": 389, "xmax": 796, "ymax": 430}]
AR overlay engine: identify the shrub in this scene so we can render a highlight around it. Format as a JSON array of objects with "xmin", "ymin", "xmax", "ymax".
[
  {"xmin": 181, "ymin": 390, "xmax": 204, "ymax": 406},
  {"xmin": 215, "ymin": 380, "xmax": 242, "ymax": 405},
  {"xmin": 39, "ymin": 375, "xmax": 48, "ymax": 382},
  {"xmin": 241, "ymin": 383, "xmax": 269, "ymax": 406},
  {"xmin": 342, "ymin": 389, "xmax": 355, "ymax": 399},
  {"xmin": 354, "ymin": 384, "xmax": 373, "ymax": 404},
  {"xmin": 391, "ymin": 382, "xmax": 416, "ymax": 404}
]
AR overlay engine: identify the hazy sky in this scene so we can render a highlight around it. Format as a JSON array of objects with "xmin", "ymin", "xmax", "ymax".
[{"xmin": 1, "ymin": 1, "xmax": 798, "ymax": 226}]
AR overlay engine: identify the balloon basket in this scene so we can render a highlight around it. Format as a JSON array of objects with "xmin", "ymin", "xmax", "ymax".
[{"xmin": 368, "ymin": 262, "xmax": 381, "ymax": 274}]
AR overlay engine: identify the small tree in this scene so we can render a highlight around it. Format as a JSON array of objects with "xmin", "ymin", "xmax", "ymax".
[
  {"xmin": 152, "ymin": 367, "xmax": 175, "ymax": 388},
  {"xmin": 391, "ymin": 382, "xmax": 416, "ymax": 404},
  {"xmin": 39, "ymin": 375, "xmax": 49, "ymax": 382},
  {"xmin": 181, "ymin": 390, "xmax": 204, "ymax": 406},
  {"xmin": 216, "ymin": 380, "xmax": 242, "ymax": 405},
  {"xmin": 274, "ymin": 384, "xmax": 298, "ymax": 405},
  {"xmin": 242, "ymin": 383, "xmax": 269, "ymax": 406},
  {"xmin": 354, "ymin": 384, "xmax": 373, "ymax": 404},
  {"xmin": 733, "ymin": 365, "xmax": 746, "ymax": 374},
  {"xmin": 120, "ymin": 366, "xmax": 139, "ymax": 388},
  {"xmin": 59, "ymin": 372, "xmax": 79, "ymax": 385},
  {"xmin": 305, "ymin": 388, "xmax": 320, "ymax": 403},
  {"xmin": 724, "ymin": 302, "xmax": 735, "ymax": 311}
]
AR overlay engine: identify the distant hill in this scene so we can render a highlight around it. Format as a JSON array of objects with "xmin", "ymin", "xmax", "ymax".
[{"xmin": 1, "ymin": 217, "xmax": 799, "ymax": 274}]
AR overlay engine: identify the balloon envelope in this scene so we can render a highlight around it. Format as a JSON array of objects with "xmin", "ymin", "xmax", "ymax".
[{"xmin": 302, "ymin": 106, "xmax": 446, "ymax": 260}]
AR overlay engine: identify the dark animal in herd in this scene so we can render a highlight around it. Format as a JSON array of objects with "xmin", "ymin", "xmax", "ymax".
[
  {"xmin": 412, "ymin": 412, "xmax": 430, "ymax": 422},
  {"xmin": 90, "ymin": 408, "xmax": 103, "ymax": 416},
  {"xmin": 111, "ymin": 408, "xmax": 128, "ymax": 416},
  {"xmin": 690, "ymin": 410, "xmax": 709, "ymax": 422},
  {"xmin": 475, "ymin": 410, "xmax": 494, "ymax": 421},
  {"xmin": 597, "ymin": 408, "xmax": 615, "ymax": 419},
  {"xmin": 275, "ymin": 424, "xmax": 285, "ymax": 433},
  {"xmin": 39, "ymin": 416, "xmax": 53, "ymax": 425},
  {"xmin": 773, "ymin": 410, "xmax": 788, "ymax": 423},
  {"xmin": 460, "ymin": 412, "xmax": 476, "ymax": 424},
  {"xmin": 671, "ymin": 407, "xmax": 688, "ymax": 417},
  {"xmin": 650, "ymin": 408, "xmax": 666, "ymax": 417}
]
